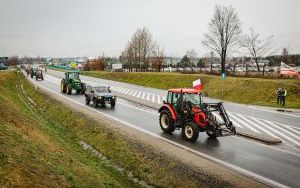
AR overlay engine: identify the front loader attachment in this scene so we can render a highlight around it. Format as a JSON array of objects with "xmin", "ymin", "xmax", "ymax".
[{"xmin": 201, "ymin": 102, "xmax": 236, "ymax": 135}]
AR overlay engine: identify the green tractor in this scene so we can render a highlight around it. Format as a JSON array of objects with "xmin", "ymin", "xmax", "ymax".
[{"xmin": 61, "ymin": 71, "xmax": 86, "ymax": 95}]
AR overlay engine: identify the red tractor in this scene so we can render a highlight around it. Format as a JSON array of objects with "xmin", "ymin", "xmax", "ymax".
[{"xmin": 159, "ymin": 88, "xmax": 236, "ymax": 142}]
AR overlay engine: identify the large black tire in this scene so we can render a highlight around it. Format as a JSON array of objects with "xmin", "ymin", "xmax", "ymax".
[
  {"xmin": 61, "ymin": 80, "xmax": 66, "ymax": 93},
  {"xmin": 36, "ymin": 76, "xmax": 38, "ymax": 81},
  {"xmin": 41, "ymin": 76, "xmax": 44, "ymax": 81},
  {"xmin": 31, "ymin": 74, "xmax": 33, "ymax": 78},
  {"xmin": 159, "ymin": 109, "xmax": 175, "ymax": 133},
  {"xmin": 85, "ymin": 96, "xmax": 90, "ymax": 105},
  {"xmin": 182, "ymin": 121, "xmax": 199, "ymax": 142},
  {"xmin": 66, "ymin": 84, "xmax": 72, "ymax": 95},
  {"xmin": 111, "ymin": 101, "xmax": 115, "ymax": 108},
  {"xmin": 81, "ymin": 83, "xmax": 86, "ymax": 94},
  {"xmin": 93, "ymin": 99, "xmax": 98, "ymax": 108}
]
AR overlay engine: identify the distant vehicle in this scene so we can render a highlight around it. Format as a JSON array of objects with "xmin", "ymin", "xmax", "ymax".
[
  {"xmin": 61, "ymin": 71, "xmax": 86, "ymax": 95},
  {"xmin": 85, "ymin": 85, "xmax": 116, "ymax": 108},
  {"xmin": 0, "ymin": 63, "xmax": 7, "ymax": 70},
  {"xmin": 36, "ymin": 70, "xmax": 44, "ymax": 81},
  {"xmin": 30, "ymin": 68, "xmax": 37, "ymax": 78}
]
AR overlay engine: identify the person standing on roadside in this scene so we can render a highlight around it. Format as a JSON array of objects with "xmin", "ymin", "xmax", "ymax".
[
  {"xmin": 282, "ymin": 88, "xmax": 287, "ymax": 106},
  {"xmin": 276, "ymin": 88, "xmax": 282, "ymax": 105}
]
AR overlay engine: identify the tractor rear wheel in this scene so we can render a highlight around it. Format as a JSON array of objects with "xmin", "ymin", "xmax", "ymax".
[
  {"xmin": 159, "ymin": 109, "xmax": 175, "ymax": 133},
  {"xmin": 111, "ymin": 101, "xmax": 115, "ymax": 108},
  {"xmin": 66, "ymin": 84, "xmax": 72, "ymax": 95},
  {"xmin": 182, "ymin": 121, "xmax": 199, "ymax": 142},
  {"xmin": 61, "ymin": 81, "xmax": 66, "ymax": 93}
]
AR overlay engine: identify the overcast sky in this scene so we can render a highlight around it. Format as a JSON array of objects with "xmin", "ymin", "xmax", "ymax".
[{"xmin": 0, "ymin": 0, "xmax": 299, "ymax": 58}]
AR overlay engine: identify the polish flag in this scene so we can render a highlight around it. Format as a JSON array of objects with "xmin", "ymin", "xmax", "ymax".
[{"xmin": 193, "ymin": 79, "xmax": 202, "ymax": 90}]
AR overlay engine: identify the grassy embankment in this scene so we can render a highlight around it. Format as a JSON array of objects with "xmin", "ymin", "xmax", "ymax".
[
  {"xmin": 0, "ymin": 70, "xmax": 226, "ymax": 187},
  {"xmin": 82, "ymin": 71, "xmax": 300, "ymax": 109}
]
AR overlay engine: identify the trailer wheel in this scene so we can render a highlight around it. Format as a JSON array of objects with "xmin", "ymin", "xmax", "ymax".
[
  {"xmin": 182, "ymin": 122, "xmax": 199, "ymax": 142},
  {"xmin": 159, "ymin": 109, "xmax": 175, "ymax": 133}
]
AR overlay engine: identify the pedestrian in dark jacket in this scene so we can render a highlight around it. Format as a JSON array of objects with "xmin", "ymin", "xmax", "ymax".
[{"xmin": 276, "ymin": 88, "xmax": 282, "ymax": 105}]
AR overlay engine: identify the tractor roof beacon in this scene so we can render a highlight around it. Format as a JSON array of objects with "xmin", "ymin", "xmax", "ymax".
[
  {"xmin": 158, "ymin": 88, "xmax": 236, "ymax": 142},
  {"xmin": 60, "ymin": 71, "xmax": 86, "ymax": 95}
]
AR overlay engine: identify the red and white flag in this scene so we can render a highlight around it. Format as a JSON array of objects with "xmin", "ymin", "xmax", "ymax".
[{"xmin": 193, "ymin": 79, "xmax": 202, "ymax": 90}]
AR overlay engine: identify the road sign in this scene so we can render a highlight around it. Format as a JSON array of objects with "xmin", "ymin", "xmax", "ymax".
[
  {"xmin": 221, "ymin": 72, "xmax": 226, "ymax": 80},
  {"xmin": 112, "ymin": 63, "xmax": 122, "ymax": 70}
]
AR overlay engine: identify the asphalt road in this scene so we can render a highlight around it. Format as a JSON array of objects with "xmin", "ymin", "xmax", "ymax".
[{"xmin": 25, "ymin": 70, "xmax": 300, "ymax": 188}]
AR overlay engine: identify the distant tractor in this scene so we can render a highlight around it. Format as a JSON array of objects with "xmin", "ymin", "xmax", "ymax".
[
  {"xmin": 60, "ymin": 71, "xmax": 86, "ymax": 95},
  {"xmin": 30, "ymin": 68, "xmax": 37, "ymax": 78},
  {"xmin": 36, "ymin": 70, "xmax": 44, "ymax": 81},
  {"xmin": 158, "ymin": 89, "xmax": 236, "ymax": 142}
]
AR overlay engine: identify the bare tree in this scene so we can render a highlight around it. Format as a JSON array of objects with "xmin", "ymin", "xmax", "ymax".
[
  {"xmin": 121, "ymin": 27, "xmax": 153, "ymax": 71},
  {"xmin": 151, "ymin": 42, "xmax": 164, "ymax": 72},
  {"xmin": 186, "ymin": 49, "xmax": 197, "ymax": 68},
  {"xmin": 240, "ymin": 28, "xmax": 275, "ymax": 72},
  {"xmin": 281, "ymin": 47, "xmax": 291, "ymax": 65},
  {"xmin": 202, "ymin": 5, "xmax": 241, "ymax": 74}
]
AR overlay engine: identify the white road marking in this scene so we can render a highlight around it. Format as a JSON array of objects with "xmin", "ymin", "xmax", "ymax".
[
  {"xmin": 146, "ymin": 93, "xmax": 150, "ymax": 101},
  {"xmin": 229, "ymin": 113, "xmax": 260, "ymax": 133},
  {"xmin": 247, "ymin": 117, "xmax": 280, "ymax": 139},
  {"xmin": 128, "ymin": 90, "xmax": 134, "ymax": 95},
  {"xmin": 261, "ymin": 121, "xmax": 300, "ymax": 146},
  {"xmin": 152, "ymin": 94, "xmax": 155, "ymax": 103},
  {"xmin": 157, "ymin": 95, "xmax": 161, "ymax": 104},
  {"xmin": 132, "ymin": 91, "xmax": 138, "ymax": 97},
  {"xmin": 124, "ymin": 89, "xmax": 131, "ymax": 95},
  {"xmin": 141, "ymin": 92, "xmax": 146, "ymax": 99},
  {"xmin": 136, "ymin": 91, "xmax": 141, "ymax": 98}
]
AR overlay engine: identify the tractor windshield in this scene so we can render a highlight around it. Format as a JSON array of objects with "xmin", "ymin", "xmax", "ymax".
[
  {"xmin": 68, "ymin": 72, "xmax": 79, "ymax": 79},
  {"xmin": 183, "ymin": 93, "xmax": 201, "ymax": 105}
]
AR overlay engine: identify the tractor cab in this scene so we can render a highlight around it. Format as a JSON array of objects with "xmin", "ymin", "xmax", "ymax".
[
  {"xmin": 164, "ymin": 88, "xmax": 203, "ymax": 117},
  {"xmin": 65, "ymin": 71, "xmax": 80, "ymax": 80}
]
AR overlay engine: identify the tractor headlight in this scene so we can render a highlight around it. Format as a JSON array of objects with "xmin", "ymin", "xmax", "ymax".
[{"xmin": 98, "ymin": 96, "xmax": 102, "ymax": 99}]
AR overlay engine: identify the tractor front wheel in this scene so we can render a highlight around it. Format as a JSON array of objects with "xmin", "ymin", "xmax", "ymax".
[
  {"xmin": 66, "ymin": 84, "xmax": 72, "ymax": 95},
  {"xmin": 182, "ymin": 122, "xmax": 199, "ymax": 142},
  {"xmin": 159, "ymin": 109, "xmax": 175, "ymax": 133},
  {"xmin": 93, "ymin": 99, "xmax": 98, "ymax": 107},
  {"xmin": 85, "ymin": 97, "xmax": 90, "ymax": 105}
]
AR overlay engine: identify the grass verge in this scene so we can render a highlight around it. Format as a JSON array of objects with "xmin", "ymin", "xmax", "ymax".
[{"xmin": 81, "ymin": 71, "xmax": 300, "ymax": 109}]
